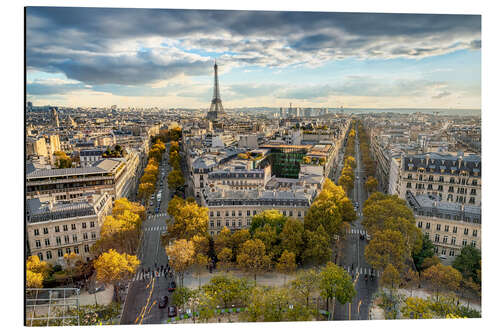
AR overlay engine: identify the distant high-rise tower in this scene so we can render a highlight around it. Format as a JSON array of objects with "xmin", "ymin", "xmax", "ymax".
[{"xmin": 207, "ymin": 61, "xmax": 225, "ymax": 121}]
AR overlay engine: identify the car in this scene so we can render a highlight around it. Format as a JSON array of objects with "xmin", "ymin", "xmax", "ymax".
[
  {"xmin": 167, "ymin": 306, "xmax": 177, "ymax": 317},
  {"xmin": 88, "ymin": 284, "xmax": 105, "ymax": 294},
  {"xmin": 159, "ymin": 296, "xmax": 168, "ymax": 309},
  {"xmin": 439, "ymin": 255, "xmax": 447, "ymax": 260},
  {"xmin": 366, "ymin": 234, "xmax": 371, "ymax": 241},
  {"xmin": 155, "ymin": 207, "xmax": 159, "ymax": 213},
  {"xmin": 168, "ymin": 281, "xmax": 176, "ymax": 292}
]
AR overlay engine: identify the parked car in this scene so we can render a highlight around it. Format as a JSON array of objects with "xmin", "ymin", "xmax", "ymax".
[
  {"xmin": 159, "ymin": 296, "xmax": 168, "ymax": 309},
  {"xmin": 89, "ymin": 284, "xmax": 105, "ymax": 294},
  {"xmin": 168, "ymin": 281, "xmax": 176, "ymax": 292},
  {"xmin": 167, "ymin": 306, "xmax": 177, "ymax": 317},
  {"xmin": 155, "ymin": 207, "xmax": 159, "ymax": 214}
]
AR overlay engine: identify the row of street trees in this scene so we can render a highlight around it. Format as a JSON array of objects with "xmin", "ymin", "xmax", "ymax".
[
  {"xmin": 167, "ymin": 139, "xmax": 185, "ymax": 190},
  {"xmin": 357, "ymin": 122, "xmax": 376, "ymax": 178},
  {"xmin": 338, "ymin": 126, "xmax": 356, "ymax": 193},
  {"xmin": 137, "ymin": 139, "xmax": 166, "ymax": 201},
  {"xmin": 170, "ymin": 262, "xmax": 355, "ymax": 323}
]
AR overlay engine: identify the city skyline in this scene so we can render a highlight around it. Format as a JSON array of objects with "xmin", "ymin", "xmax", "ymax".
[{"xmin": 26, "ymin": 8, "xmax": 481, "ymax": 109}]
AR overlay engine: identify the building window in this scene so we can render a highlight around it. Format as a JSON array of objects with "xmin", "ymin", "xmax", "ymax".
[
  {"xmin": 253, "ymin": 211, "xmax": 257, "ymax": 215},
  {"xmin": 55, "ymin": 226, "xmax": 60, "ymax": 233},
  {"xmin": 72, "ymin": 235, "xmax": 77, "ymax": 242},
  {"xmin": 238, "ymin": 221, "xmax": 242, "ymax": 227},
  {"xmin": 210, "ymin": 222, "xmax": 214, "ymax": 228},
  {"xmin": 226, "ymin": 221, "xmax": 229, "ymax": 227},
  {"xmin": 84, "ymin": 244, "xmax": 90, "ymax": 253},
  {"xmin": 451, "ymin": 237, "xmax": 456, "ymax": 245},
  {"xmin": 232, "ymin": 211, "xmax": 235, "ymax": 217},
  {"xmin": 71, "ymin": 224, "xmax": 76, "ymax": 230},
  {"xmin": 74, "ymin": 247, "xmax": 80, "ymax": 254},
  {"xmin": 216, "ymin": 211, "xmax": 220, "ymax": 217},
  {"xmin": 425, "ymin": 223, "xmax": 431, "ymax": 230},
  {"xmin": 217, "ymin": 220, "xmax": 221, "ymax": 227},
  {"xmin": 56, "ymin": 236, "xmax": 61, "ymax": 245},
  {"xmin": 449, "ymin": 249, "xmax": 455, "ymax": 256},
  {"xmin": 282, "ymin": 211, "xmax": 286, "ymax": 216},
  {"xmin": 65, "ymin": 248, "xmax": 71, "ymax": 254},
  {"xmin": 90, "ymin": 222, "xmax": 95, "ymax": 228},
  {"xmin": 434, "ymin": 247, "xmax": 439, "ymax": 254},
  {"xmin": 469, "ymin": 197, "xmax": 475, "ymax": 204},
  {"xmin": 443, "ymin": 236, "xmax": 448, "ymax": 244},
  {"xmin": 453, "ymin": 226, "xmax": 458, "ymax": 233},
  {"xmin": 63, "ymin": 225, "xmax": 68, "ymax": 231},
  {"xmin": 83, "ymin": 233, "xmax": 88, "ymax": 240},
  {"xmin": 406, "ymin": 182, "xmax": 412, "ymax": 188},
  {"xmin": 464, "ymin": 228, "xmax": 469, "ymax": 235},
  {"xmin": 472, "ymin": 230, "xmax": 478, "ymax": 237},
  {"xmin": 436, "ymin": 224, "xmax": 441, "ymax": 231},
  {"xmin": 417, "ymin": 221, "xmax": 422, "ymax": 228},
  {"xmin": 37, "ymin": 253, "xmax": 43, "ymax": 261},
  {"xmin": 44, "ymin": 239, "xmax": 50, "ymax": 246},
  {"xmin": 43, "ymin": 227, "xmax": 49, "ymax": 234},
  {"xmin": 58, "ymin": 249, "xmax": 63, "ymax": 257},
  {"xmin": 46, "ymin": 251, "xmax": 52, "ymax": 260},
  {"xmin": 298, "ymin": 211, "xmax": 302, "ymax": 217},
  {"xmin": 471, "ymin": 240, "xmax": 477, "ymax": 248},
  {"xmin": 247, "ymin": 210, "xmax": 251, "ymax": 216},
  {"xmin": 434, "ymin": 234, "xmax": 440, "ymax": 243},
  {"xmin": 238, "ymin": 211, "xmax": 242, "ymax": 216},
  {"xmin": 210, "ymin": 211, "xmax": 214, "ymax": 217},
  {"xmin": 444, "ymin": 225, "xmax": 449, "ymax": 232},
  {"xmin": 462, "ymin": 239, "xmax": 467, "ymax": 247},
  {"xmin": 441, "ymin": 248, "xmax": 447, "ymax": 255},
  {"xmin": 64, "ymin": 235, "xmax": 69, "ymax": 244},
  {"xmin": 35, "ymin": 240, "xmax": 41, "ymax": 248},
  {"xmin": 82, "ymin": 222, "xmax": 87, "ymax": 229},
  {"xmin": 225, "ymin": 211, "xmax": 229, "ymax": 217},
  {"xmin": 34, "ymin": 229, "xmax": 39, "ymax": 236},
  {"xmin": 91, "ymin": 232, "xmax": 96, "ymax": 240}
]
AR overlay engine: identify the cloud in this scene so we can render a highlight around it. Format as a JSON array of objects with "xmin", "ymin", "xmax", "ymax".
[
  {"xmin": 26, "ymin": 7, "xmax": 481, "ymax": 88},
  {"xmin": 433, "ymin": 91, "xmax": 452, "ymax": 99}
]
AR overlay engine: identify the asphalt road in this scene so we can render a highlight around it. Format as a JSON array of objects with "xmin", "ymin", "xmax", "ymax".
[
  {"xmin": 121, "ymin": 151, "xmax": 177, "ymax": 325},
  {"xmin": 334, "ymin": 124, "xmax": 379, "ymax": 321}
]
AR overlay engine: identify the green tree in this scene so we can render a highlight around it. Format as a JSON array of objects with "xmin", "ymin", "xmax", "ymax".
[
  {"xmin": 319, "ymin": 262, "xmax": 356, "ymax": 319},
  {"xmin": 401, "ymin": 297, "xmax": 434, "ymax": 319},
  {"xmin": 289, "ymin": 269, "xmax": 319, "ymax": 308},
  {"xmin": 217, "ymin": 247, "xmax": 233, "ymax": 272},
  {"xmin": 280, "ymin": 219, "xmax": 305, "ymax": 261},
  {"xmin": 253, "ymin": 223, "xmax": 279, "ymax": 255},
  {"xmin": 202, "ymin": 275, "xmax": 251, "ymax": 308},
  {"xmin": 250, "ymin": 210, "xmax": 287, "ymax": 234},
  {"xmin": 364, "ymin": 176, "xmax": 378, "ymax": 193},
  {"xmin": 303, "ymin": 225, "xmax": 331, "ymax": 267},
  {"xmin": 236, "ymin": 239, "xmax": 272, "ymax": 284},
  {"xmin": 412, "ymin": 234, "xmax": 435, "ymax": 272},
  {"xmin": 452, "ymin": 245, "xmax": 481, "ymax": 284},
  {"xmin": 304, "ymin": 194, "xmax": 343, "ymax": 241}
]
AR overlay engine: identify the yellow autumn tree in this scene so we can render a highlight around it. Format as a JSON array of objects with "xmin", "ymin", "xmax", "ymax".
[
  {"xmin": 94, "ymin": 249, "xmax": 140, "ymax": 302},
  {"xmin": 26, "ymin": 255, "xmax": 50, "ymax": 288},
  {"xmin": 166, "ymin": 239, "xmax": 195, "ymax": 287}
]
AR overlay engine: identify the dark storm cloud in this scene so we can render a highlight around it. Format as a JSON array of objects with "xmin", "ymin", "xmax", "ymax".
[{"xmin": 26, "ymin": 7, "xmax": 481, "ymax": 88}]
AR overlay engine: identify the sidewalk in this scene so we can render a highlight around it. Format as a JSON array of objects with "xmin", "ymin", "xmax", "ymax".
[
  {"xmin": 182, "ymin": 269, "xmax": 294, "ymax": 289},
  {"xmin": 78, "ymin": 285, "xmax": 114, "ymax": 306}
]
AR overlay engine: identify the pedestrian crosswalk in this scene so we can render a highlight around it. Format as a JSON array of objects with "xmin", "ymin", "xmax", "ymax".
[
  {"xmin": 143, "ymin": 225, "xmax": 167, "ymax": 232},
  {"xmin": 131, "ymin": 269, "xmax": 172, "ymax": 281},
  {"xmin": 346, "ymin": 228, "xmax": 368, "ymax": 236},
  {"xmin": 148, "ymin": 213, "xmax": 168, "ymax": 219},
  {"xmin": 343, "ymin": 265, "xmax": 380, "ymax": 277}
]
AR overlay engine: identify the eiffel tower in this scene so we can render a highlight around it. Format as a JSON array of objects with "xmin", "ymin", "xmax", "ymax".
[{"xmin": 207, "ymin": 60, "xmax": 225, "ymax": 121}]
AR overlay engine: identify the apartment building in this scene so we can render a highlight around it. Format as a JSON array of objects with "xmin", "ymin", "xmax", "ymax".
[
  {"xmin": 393, "ymin": 152, "xmax": 481, "ymax": 206},
  {"xmin": 407, "ymin": 192, "xmax": 481, "ymax": 264},
  {"xmin": 26, "ymin": 192, "xmax": 113, "ymax": 265}
]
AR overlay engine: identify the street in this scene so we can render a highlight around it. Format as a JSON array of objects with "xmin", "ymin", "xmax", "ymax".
[
  {"xmin": 120, "ymin": 151, "xmax": 177, "ymax": 325},
  {"xmin": 334, "ymin": 123, "xmax": 378, "ymax": 320}
]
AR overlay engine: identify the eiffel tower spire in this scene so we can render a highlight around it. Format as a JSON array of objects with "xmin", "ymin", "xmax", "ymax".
[{"xmin": 207, "ymin": 60, "xmax": 224, "ymax": 120}]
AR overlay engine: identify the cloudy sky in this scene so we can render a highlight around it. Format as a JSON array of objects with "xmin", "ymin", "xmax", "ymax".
[{"xmin": 26, "ymin": 7, "xmax": 481, "ymax": 109}]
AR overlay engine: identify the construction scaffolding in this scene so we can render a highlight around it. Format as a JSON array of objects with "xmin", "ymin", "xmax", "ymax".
[{"xmin": 25, "ymin": 288, "xmax": 80, "ymax": 326}]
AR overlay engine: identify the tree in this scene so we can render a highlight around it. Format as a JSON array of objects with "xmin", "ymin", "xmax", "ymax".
[
  {"xmin": 54, "ymin": 151, "xmax": 72, "ymax": 168},
  {"xmin": 412, "ymin": 234, "xmax": 435, "ymax": 272},
  {"xmin": 319, "ymin": 262, "xmax": 356, "ymax": 319},
  {"xmin": 167, "ymin": 169, "xmax": 184, "ymax": 190},
  {"xmin": 364, "ymin": 230, "xmax": 407, "ymax": 272},
  {"xmin": 191, "ymin": 234, "xmax": 210, "ymax": 257},
  {"xmin": 166, "ymin": 239, "xmax": 195, "ymax": 287},
  {"xmin": 167, "ymin": 195, "xmax": 185, "ymax": 218},
  {"xmin": 401, "ymin": 297, "xmax": 434, "ymax": 319},
  {"xmin": 213, "ymin": 227, "xmax": 231, "ymax": 255},
  {"xmin": 421, "ymin": 256, "xmax": 440, "ymax": 270},
  {"xmin": 236, "ymin": 239, "xmax": 272, "ymax": 284},
  {"xmin": 276, "ymin": 251, "xmax": 297, "ymax": 285},
  {"xmin": 338, "ymin": 197, "xmax": 357, "ymax": 224},
  {"xmin": 172, "ymin": 287, "xmax": 194, "ymax": 310},
  {"xmin": 304, "ymin": 193, "xmax": 343, "ymax": 241},
  {"xmin": 166, "ymin": 202, "xmax": 208, "ymax": 241},
  {"xmin": 344, "ymin": 155, "xmax": 356, "ymax": 169},
  {"xmin": 250, "ymin": 210, "xmax": 287, "ymax": 234},
  {"xmin": 280, "ymin": 219, "xmax": 305, "ymax": 261},
  {"xmin": 364, "ymin": 176, "xmax": 378, "ymax": 193},
  {"xmin": 94, "ymin": 211, "xmax": 142, "ymax": 255},
  {"xmin": 338, "ymin": 174, "xmax": 353, "ymax": 193},
  {"xmin": 202, "ymin": 275, "xmax": 251, "ymax": 309},
  {"xmin": 138, "ymin": 182, "xmax": 154, "ymax": 201},
  {"xmin": 26, "ymin": 255, "xmax": 50, "ymax": 288},
  {"xmin": 229, "ymin": 229, "xmax": 250, "ymax": 256},
  {"xmin": 244, "ymin": 287, "xmax": 290, "ymax": 322},
  {"xmin": 94, "ymin": 249, "xmax": 140, "ymax": 302},
  {"xmin": 380, "ymin": 264, "xmax": 402, "ymax": 299},
  {"xmin": 452, "ymin": 245, "xmax": 481, "ymax": 284},
  {"xmin": 112, "ymin": 198, "xmax": 145, "ymax": 221},
  {"xmin": 217, "ymin": 247, "xmax": 233, "ymax": 272},
  {"xmin": 403, "ymin": 269, "xmax": 420, "ymax": 297},
  {"xmin": 303, "ymin": 225, "xmax": 331, "ymax": 267},
  {"xmin": 422, "ymin": 263, "xmax": 462, "ymax": 300},
  {"xmin": 289, "ymin": 269, "xmax": 319, "ymax": 308},
  {"xmin": 253, "ymin": 224, "xmax": 278, "ymax": 255},
  {"xmin": 194, "ymin": 254, "xmax": 209, "ymax": 288}
]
